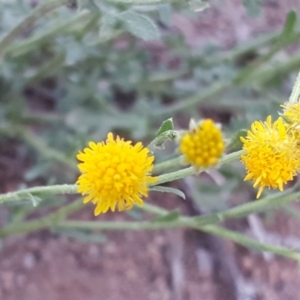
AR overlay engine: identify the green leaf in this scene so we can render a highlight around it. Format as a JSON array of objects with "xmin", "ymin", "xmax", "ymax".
[
  {"xmin": 156, "ymin": 118, "xmax": 174, "ymax": 136},
  {"xmin": 148, "ymin": 130, "xmax": 177, "ymax": 150},
  {"xmin": 150, "ymin": 186, "xmax": 186, "ymax": 200},
  {"xmin": 226, "ymin": 129, "xmax": 247, "ymax": 152},
  {"xmin": 118, "ymin": 11, "xmax": 160, "ymax": 41},
  {"xmin": 281, "ymin": 11, "xmax": 297, "ymax": 39}
]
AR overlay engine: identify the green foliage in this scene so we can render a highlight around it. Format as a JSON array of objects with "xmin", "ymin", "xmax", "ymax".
[{"xmin": 0, "ymin": 0, "xmax": 300, "ymax": 260}]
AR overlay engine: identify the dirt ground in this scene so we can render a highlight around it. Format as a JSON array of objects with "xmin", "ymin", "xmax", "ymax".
[{"xmin": 1, "ymin": 0, "xmax": 300, "ymax": 300}]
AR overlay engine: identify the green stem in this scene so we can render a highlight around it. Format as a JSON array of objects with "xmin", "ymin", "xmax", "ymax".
[
  {"xmin": 0, "ymin": 0, "xmax": 71, "ymax": 59},
  {"xmin": 143, "ymin": 189, "xmax": 300, "ymax": 229},
  {"xmin": 191, "ymin": 190, "xmax": 300, "ymax": 226},
  {"xmin": 54, "ymin": 219, "xmax": 297, "ymax": 261},
  {"xmin": 0, "ymin": 150, "xmax": 242, "ymax": 205},
  {"xmin": 0, "ymin": 198, "xmax": 83, "ymax": 237},
  {"xmin": 199, "ymin": 225, "xmax": 300, "ymax": 261},
  {"xmin": 2, "ymin": 188, "xmax": 300, "ymax": 261},
  {"xmin": 153, "ymin": 156, "xmax": 183, "ymax": 174},
  {"xmin": 288, "ymin": 69, "xmax": 300, "ymax": 104},
  {"xmin": 155, "ymin": 166, "xmax": 195, "ymax": 185},
  {"xmin": 154, "ymin": 150, "xmax": 243, "ymax": 185},
  {"xmin": 3, "ymin": 204, "xmax": 297, "ymax": 260},
  {"xmin": 55, "ymin": 219, "xmax": 189, "ymax": 230},
  {"xmin": 0, "ymin": 184, "xmax": 77, "ymax": 205}
]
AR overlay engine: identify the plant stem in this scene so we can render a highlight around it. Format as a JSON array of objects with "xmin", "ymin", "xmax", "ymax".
[
  {"xmin": 2, "ymin": 187, "xmax": 300, "ymax": 261},
  {"xmin": 2, "ymin": 187, "xmax": 299, "ymax": 242},
  {"xmin": 3, "ymin": 202, "xmax": 297, "ymax": 260},
  {"xmin": 154, "ymin": 150, "xmax": 243, "ymax": 185},
  {"xmin": 153, "ymin": 156, "xmax": 183, "ymax": 174},
  {"xmin": 0, "ymin": 184, "xmax": 77, "ymax": 205},
  {"xmin": 0, "ymin": 150, "xmax": 242, "ymax": 205},
  {"xmin": 212, "ymin": 190, "xmax": 300, "ymax": 222},
  {"xmin": 0, "ymin": 0, "xmax": 71, "ymax": 59},
  {"xmin": 189, "ymin": 190, "xmax": 300, "ymax": 227},
  {"xmin": 199, "ymin": 225, "xmax": 300, "ymax": 261},
  {"xmin": 0, "ymin": 198, "xmax": 83, "ymax": 237}
]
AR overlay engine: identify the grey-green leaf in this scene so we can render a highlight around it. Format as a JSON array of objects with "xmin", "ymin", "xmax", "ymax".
[
  {"xmin": 281, "ymin": 11, "xmax": 297, "ymax": 40},
  {"xmin": 150, "ymin": 186, "xmax": 186, "ymax": 200},
  {"xmin": 118, "ymin": 11, "xmax": 160, "ymax": 41},
  {"xmin": 156, "ymin": 118, "xmax": 174, "ymax": 136}
]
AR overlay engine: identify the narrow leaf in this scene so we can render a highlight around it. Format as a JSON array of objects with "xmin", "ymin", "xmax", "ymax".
[
  {"xmin": 150, "ymin": 186, "xmax": 186, "ymax": 200},
  {"xmin": 118, "ymin": 11, "xmax": 160, "ymax": 41},
  {"xmin": 281, "ymin": 10, "xmax": 297, "ymax": 39}
]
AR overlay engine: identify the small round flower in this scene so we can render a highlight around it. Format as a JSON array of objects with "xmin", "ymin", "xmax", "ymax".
[
  {"xmin": 281, "ymin": 102, "xmax": 300, "ymax": 143},
  {"xmin": 241, "ymin": 116, "xmax": 300, "ymax": 198},
  {"xmin": 76, "ymin": 133, "xmax": 157, "ymax": 216},
  {"xmin": 282, "ymin": 102, "xmax": 300, "ymax": 126},
  {"xmin": 179, "ymin": 119, "xmax": 225, "ymax": 168}
]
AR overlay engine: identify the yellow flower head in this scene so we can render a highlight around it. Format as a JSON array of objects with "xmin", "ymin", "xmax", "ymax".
[
  {"xmin": 179, "ymin": 119, "xmax": 225, "ymax": 168},
  {"xmin": 76, "ymin": 133, "xmax": 157, "ymax": 216},
  {"xmin": 241, "ymin": 116, "xmax": 300, "ymax": 198},
  {"xmin": 281, "ymin": 102, "xmax": 300, "ymax": 143},
  {"xmin": 282, "ymin": 102, "xmax": 300, "ymax": 126}
]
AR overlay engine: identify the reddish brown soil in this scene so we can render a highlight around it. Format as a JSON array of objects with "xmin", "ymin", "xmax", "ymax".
[{"xmin": 1, "ymin": 0, "xmax": 300, "ymax": 300}]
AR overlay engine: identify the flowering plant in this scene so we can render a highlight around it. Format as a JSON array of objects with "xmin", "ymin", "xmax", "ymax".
[{"xmin": 0, "ymin": 0, "xmax": 300, "ymax": 265}]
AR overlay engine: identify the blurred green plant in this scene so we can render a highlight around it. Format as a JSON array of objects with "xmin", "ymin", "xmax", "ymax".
[{"xmin": 0, "ymin": 0, "xmax": 300, "ymax": 262}]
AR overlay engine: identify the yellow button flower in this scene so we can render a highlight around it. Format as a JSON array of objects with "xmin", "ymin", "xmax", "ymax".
[
  {"xmin": 241, "ymin": 116, "xmax": 300, "ymax": 198},
  {"xmin": 76, "ymin": 133, "xmax": 157, "ymax": 216},
  {"xmin": 282, "ymin": 102, "xmax": 300, "ymax": 126},
  {"xmin": 179, "ymin": 119, "xmax": 225, "ymax": 168},
  {"xmin": 282, "ymin": 102, "xmax": 300, "ymax": 143}
]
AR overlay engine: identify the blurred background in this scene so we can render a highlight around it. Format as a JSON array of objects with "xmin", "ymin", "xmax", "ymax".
[{"xmin": 0, "ymin": 0, "xmax": 300, "ymax": 299}]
